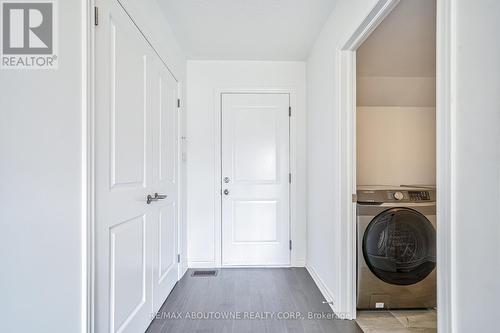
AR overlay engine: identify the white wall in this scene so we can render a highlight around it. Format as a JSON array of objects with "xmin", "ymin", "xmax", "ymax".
[
  {"xmin": 356, "ymin": 0, "xmax": 436, "ymax": 78},
  {"xmin": 0, "ymin": 0, "xmax": 186, "ymax": 332},
  {"xmin": 452, "ymin": 0, "xmax": 500, "ymax": 331},
  {"xmin": 357, "ymin": 76, "xmax": 435, "ymax": 107},
  {"xmin": 355, "ymin": 0, "xmax": 436, "ymax": 186},
  {"xmin": 357, "ymin": 107, "xmax": 436, "ymax": 185},
  {"xmin": 186, "ymin": 60, "xmax": 307, "ymax": 267},
  {"xmin": 356, "ymin": 76, "xmax": 436, "ymax": 187},
  {"xmin": 305, "ymin": 0, "xmax": 380, "ymax": 313},
  {"xmin": 0, "ymin": 1, "xmax": 83, "ymax": 331}
]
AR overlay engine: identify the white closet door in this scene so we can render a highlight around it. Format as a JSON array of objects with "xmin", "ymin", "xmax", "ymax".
[
  {"xmin": 95, "ymin": 1, "xmax": 179, "ymax": 332},
  {"xmin": 221, "ymin": 93, "xmax": 290, "ymax": 266},
  {"xmin": 151, "ymin": 55, "xmax": 179, "ymax": 313}
]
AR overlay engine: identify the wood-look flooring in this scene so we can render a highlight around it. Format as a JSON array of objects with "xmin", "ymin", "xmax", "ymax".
[{"xmin": 146, "ymin": 268, "xmax": 364, "ymax": 333}]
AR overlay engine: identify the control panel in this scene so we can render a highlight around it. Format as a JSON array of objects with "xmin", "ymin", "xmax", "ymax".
[
  {"xmin": 408, "ymin": 191, "xmax": 431, "ymax": 201},
  {"xmin": 357, "ymin": 187, "xmax": 436, "ymax": 204},
  {"xmin": 385, "ymin": 190, "xmax": 432, "ymax": 202}
]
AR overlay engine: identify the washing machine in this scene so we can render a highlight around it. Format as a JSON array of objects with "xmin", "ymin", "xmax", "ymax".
[{"xmin": 357, "ymin": 185, "xmax": 436, "ymax": 309}]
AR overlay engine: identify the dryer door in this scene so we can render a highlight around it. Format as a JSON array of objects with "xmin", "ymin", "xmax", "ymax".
[{"xmin": 362, "ymin": 207, "xmax": 436, "ymax": 285}]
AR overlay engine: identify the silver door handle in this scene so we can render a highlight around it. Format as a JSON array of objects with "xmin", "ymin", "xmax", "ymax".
[
  {"xmin": 146, "ymin": 194, "xmax": 156, "ymax": 204},
  {"xmin": 223, "ymin": 189, "xmax": 230, "ymax": 195},
  {"xmin": 146, "ymin": 193, "xmax": 167, "ymax": 204}
]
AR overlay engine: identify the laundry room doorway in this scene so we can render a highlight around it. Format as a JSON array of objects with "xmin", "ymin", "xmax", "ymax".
[{"xmin": 336, "ymin": 0, "xmax": 451, "ymax": 332}]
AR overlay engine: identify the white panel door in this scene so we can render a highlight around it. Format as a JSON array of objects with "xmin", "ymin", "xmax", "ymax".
[
  {"xmin": 95, "ymin": 1, "xmax": 152, "ymax": 331},
  {"xmin": 150, "ymin": 56, "xmax": 179, "ymax": 313},
  {"xmin": 95, "ymin": 1, "xmax": 179, "ymax": 332},
  {"xmin": 221, "ymin": 93, "xmax": 290, "ymax": 266}
]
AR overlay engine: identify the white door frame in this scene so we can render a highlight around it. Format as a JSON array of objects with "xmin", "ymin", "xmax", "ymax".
[
  {"xmin": 213, "ymin": 88, "xmax": 298, "ymax": 268},
  {"xmin": 83, "ymin": 1, "xmax": 184, "ymax": 332},
  {"xmin": 337, "ymin": 1, "xmax": 455, "ymax": 332},
  {"xmin": 83, "ymin": 2, "xmax": 95, "ymax": 333}
]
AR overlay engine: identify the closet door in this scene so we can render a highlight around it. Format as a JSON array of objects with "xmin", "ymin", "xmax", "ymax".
[
  {"xmin": 94, "ymin": 1, "xmax": 179, "ymax": 332},
  {"xmin": 95, "ymin": 1, "xmax": 153, "ymax": 332},
  {"xmin": 150, "ymin": 55, "xmax": 180, "ymax": 313}
]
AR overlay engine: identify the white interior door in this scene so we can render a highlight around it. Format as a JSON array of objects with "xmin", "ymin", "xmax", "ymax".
[
  {"xmin": 221, "ymin": 93, "xmax": 290, "ymax": 266},
  {"xmin": 95, "ymin": 1, "xmax": 179, "ymax": 332},
  {"xmin": 151, "ymin": 55, "xmax": 179, "ymax": 313}
]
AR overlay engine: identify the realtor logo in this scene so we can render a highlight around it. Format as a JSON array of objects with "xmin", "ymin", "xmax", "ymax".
[{"xmin": 1, "ymin": 1, "xmax": 57, "ymax": 69}]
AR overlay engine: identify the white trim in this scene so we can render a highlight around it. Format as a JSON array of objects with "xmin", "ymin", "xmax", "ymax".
[
  {"xmin": 83, "ymin": 1, "xmax": 96, "ymax": 333},
  {"xmin": 188, "ymin": 262, "xmax": 300, "ymax": 269},
  {"xmin": 177, "ymin": 80, "xmax": 184, "ymax": 281},
  {"xmin": 436, "ymin": 0, "xmax": 456, "ymax": 332},
  {"xmin": 292, "ymin": 259, "xmax": 306, "ymax": 268},
  {"xmin": 337, "ymin": 48, "xmax": 358, "ymax": 321},
  {"xmin": 213, "ymin": 88, "xmax": 299, "ymax": 268},
  {"xmin": 180, "ymin": 266, "xmax": 189, "ymax": 278},
  {"xmin": 337, "ymin": 0, "xmax": 400, "ymax": 320},
  {"xmin": 187, "ymin": 261, "xmax": 218, "ymax": 269},
  {"xmin": 305, "ymin": 264, "xmax": 340, "ymax": 316},
  {"xmin": 341, "ymin": 0, "xmax": 400, "ymax": 50}
]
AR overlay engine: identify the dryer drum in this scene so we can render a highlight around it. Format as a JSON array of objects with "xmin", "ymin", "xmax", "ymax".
[{"xmin": 362, "ymin": 207, "xmax": 436, "ymax": 286}]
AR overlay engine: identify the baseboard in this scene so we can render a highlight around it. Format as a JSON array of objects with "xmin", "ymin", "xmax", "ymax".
[
  {"xmin": 305, "ymin": 263, "xmax": 337, "ymax": 314},
  {"xmin": 292, "ymin": 258, "xmax": 306, "ymax": 267},
  {"xmin": 187, "ymin": 261, "xmax": 217, "ymax": 269},
  {"xmin": 181, "ymin": 264, "xmax": 188, "ymax": 277},
  {"xmin": 188, "ymin": 261, "xmax": 305, "ymax": 268}
]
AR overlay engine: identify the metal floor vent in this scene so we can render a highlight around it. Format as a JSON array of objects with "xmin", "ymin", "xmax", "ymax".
[{"xmin": 191, "ymin": 270, "xmax": 218, "ymax": 277}]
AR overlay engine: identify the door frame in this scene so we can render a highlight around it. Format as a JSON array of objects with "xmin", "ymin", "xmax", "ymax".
[
  {"xmin": 213, "ymin": 88, "xmax": 298, "ymax": 268},
  {"xmin": 83, "ymin": 1, "xmax": 184, "ymax": 332},
  {"xmin": 337, "ymin": 0, "xmax": 455, "ymax": 331}
]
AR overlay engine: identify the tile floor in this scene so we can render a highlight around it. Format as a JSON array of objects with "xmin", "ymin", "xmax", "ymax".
[{"xmin": 356, "ymin": 309, "xmax": 437, "ymax": 333}]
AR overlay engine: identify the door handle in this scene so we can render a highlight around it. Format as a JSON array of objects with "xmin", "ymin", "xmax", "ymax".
[
  {"xmin": 146, "ymin": 193, "xmax": 167, "ymax": 204},
  {"xmin": 223, "ymin": 189, "xmax": 230, "ymax": 196},
  {"xmin": 146, "ymin": 194, "xmax": 156, "ymax": 204}
]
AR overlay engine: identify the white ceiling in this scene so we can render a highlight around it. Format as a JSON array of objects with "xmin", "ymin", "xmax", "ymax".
[
  {"xmin": 157, "ymin": 0, "xmax": 338, "ymax": 61},
  {"xmin": 357, "ymin": 0, "xmax": 436, "ymax": 77}
]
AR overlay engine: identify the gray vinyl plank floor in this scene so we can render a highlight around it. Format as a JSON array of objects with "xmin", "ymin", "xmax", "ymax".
[{"xmin": 146, "ymin": 268, "xmax": 363, "ymax": 333}]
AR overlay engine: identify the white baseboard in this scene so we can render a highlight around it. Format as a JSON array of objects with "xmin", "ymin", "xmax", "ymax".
[
  {"xmin": 187, "ymin": 261, "xmax": 217, "ymax": 269},
  {"xmin": 188, "ymin": 260, "xmax": 306, "ymax": 268},
  {"xmin": 292, "ymin": 258, "xmax": 306, "ymax": 267},
  {"xmin": 181, "ymin": 264, "xmax": 188, "ymax": 277},
  {"xmin": 305, "ymin": 263, "xmax": 337, "ymax": 314}
]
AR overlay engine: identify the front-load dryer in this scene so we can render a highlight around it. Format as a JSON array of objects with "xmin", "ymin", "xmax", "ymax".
[{"xmin": 357, "ymin": 185, "xmax": 436, "ymax": 309}]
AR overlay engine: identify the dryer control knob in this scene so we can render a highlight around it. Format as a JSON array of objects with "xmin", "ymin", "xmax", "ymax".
[{"xmin": 394, "ymin": 191, "xmax": 404, "ymax": 201}]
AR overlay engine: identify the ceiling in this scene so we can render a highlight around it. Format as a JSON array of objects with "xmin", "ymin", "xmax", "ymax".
[
  {"xmin": 157, "ymin": 0, "xmax": 338, "ymax": 61},
  {"xmin": 357, "ymin": 0, "xmax": 437, "ymax": 77}
]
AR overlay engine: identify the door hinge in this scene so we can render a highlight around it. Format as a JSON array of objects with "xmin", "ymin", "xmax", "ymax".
[
  {"xmin": 177, "ymin": 254, "xmax": 181, "ymax": 263},
  {"xmin": 352, "ymin": 194, "xmax": 358, "ymax": 203},
  {"xmin": 289, "ymin": 173, "xmax": 292, "ymax": 183},
  {"xmin": 289, "ymin": 106, "xmax": 291, "ymax": 117},
  {"xmin": 289, "ymin": 240, "xmax": 292, "ymax": 251},
  {"xmin": 94, "ymin": 7, "xmax": 98, "ymax": 26},
  {"xmin": 177, "ymin": 99, "xmax": 181, "ymax": 108}
]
